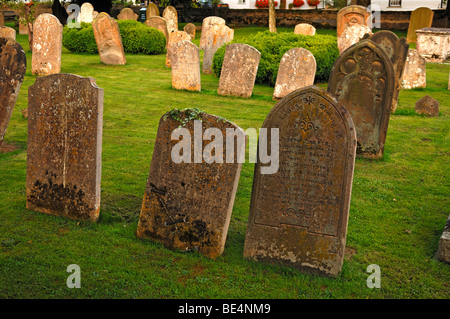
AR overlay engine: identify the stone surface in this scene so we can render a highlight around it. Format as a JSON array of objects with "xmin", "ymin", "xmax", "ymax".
[
  {"xmin": 166, "ymin": 30, "xmax": 191, "ymax": 68},
  {"xmin": 416, "ymin": 28, "xmax": 450, "ymax": 63},
  {"xmin": 0, "ymin": 11, "xmax": 4, "ymax": 26},
  {"xmin": 31, "ymin": 13, "xmax": 63, "ymax": 76},
  {"xmin": 337, "ymin": 24, "xmax": 372, "ymax": 54},
  {"xmin": 184, "ymin": 23, "xmax": 196, "ymax": 40},
  {"xmin": 401, "ymin": 49, "xmax": 426, "ymax": 89},
  {"xmin": 117, "ymin": 7, "xmax": 138, "ymax": 21},
  {"xmin": 92, "ymin": 13, "xmax": 126, "ymax": 65},
  {"xmin": 364, "ymin": 31, "xmax": 409, "ymax": 113},
  {"xmin": 217, "ymin": 44, "xmax": 260, "ymax": 98},
  {"xmin": 199, "ymin": 16, "xmax": 225, "ymax": 50},
  {"xmin": 78, "ymin": 2, "xmax": 94, "ymax": 23},
  {"xmin": 406, "ymin": 7, "xmax": 434, "ymax": 43},
  {"xmin": 0, "ymin": 26, "xmax": 16, "ymax": 40},
  {"xmin": 243, "ymin": 86, "xmax": 357, "ymax": 277},
  {"xmin": 137, "ymin": 109, "xmax": 244, "ymax": 259},
  {"xmin": 171, "ymin": 41, "xmax": 201, "ymax": 92},
  {"xmin": 202, "ymin": 24, "xmax": 234, "ymax": 74},
  {"xmin": 18, "ymin": 19, "xmax": 28, "ymax": 35},
  {"xmin": 162, "ymin": 6, "xmax": 178, "ymax": 35},
  {"xmin": 0, "ymin": 38, "xmax": 26, "ymax": 144},
  {"xmin": 328, "ymin": 39, "xmax": 395, "ymax": 158},
  {"xmin": 436, "ymin": 215, "xmax": 450, "ymax": 264},
  {"xmin": 146, "ymin": 3, "xmax": 159, "ymax": 18},
  {"xmin": 336, "ymin": 5, "xmax": 372, "ymax": 38},
  {"xmin": 145, "ymin": 16, "xmax": 169, "ymax": 45},
  {"xmin": 273, "ymin": 48, "xmax": 316, "ymax": 100},
  {"xmin": 294, "ymin": 23, "xmax": 316, "ymax": 36},
  {"xmin": 415, "ymin": 95, "xmax": 439, "ymax": 117},
  {"xmin": 26, "ymin": 74, "xmax": 104, "ymax": 222}
]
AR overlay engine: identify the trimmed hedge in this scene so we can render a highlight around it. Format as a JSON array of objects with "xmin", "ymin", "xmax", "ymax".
[
  {"xmin": 212, "ymin": 31, "xmax": 339, "ymax": 86},
  {"xmin": 62, "ymin": 20, "xmax": 166, "ymax": 55}
]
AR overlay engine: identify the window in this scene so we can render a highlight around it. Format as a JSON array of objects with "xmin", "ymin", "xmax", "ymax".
[{"xmin": 388, "ymin": 0, "xmax": 402, "ymax": 6}]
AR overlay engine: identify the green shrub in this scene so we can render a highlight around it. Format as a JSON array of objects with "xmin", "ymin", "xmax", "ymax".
[{"xmin": 212, "ymin": 31, "xmax": 339, "ymax": 86}]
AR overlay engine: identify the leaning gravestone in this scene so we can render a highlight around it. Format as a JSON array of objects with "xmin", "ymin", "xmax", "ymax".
[
  {"xmin": 337, "ymin": 24, "xmax": 372, "ymax": 54},
  {"xmin": 243, "ymin": 86, "xmax": 357, "ymax": 277},
  {"xmin": 26, "ymin": 74, "xmax": 104, "ymax": 222},
  {"xmin": 166, "ymin": 30, "xmax": 191, "ymax": 68},
  {"xmin": 328, "ymin": 39, "xmax": 395, "ymax": 158},
  {"xmin": 32, "ymin": 13, "xmax": 63, "ymax": 76},
  {"xmin": 145, "ymin": 16, "xmax": 169, "ymax": 45},
  {"xmin": 78, "ymin": 2, "xmax": 94, "ymax": 23},
  {"xmin": 117, "ymin": 7, "xmax": 138, "ymax": 21},
  {"xmin": 171, "ymin": 41, "xmax": 201, "ymax": 92},
  {"xmin": 92, "ymin": 13, "xmax": 126, "ymax": 65},
  {"xmin": 0, "ymin": 38, "xmax": 26, "ymax": 144},
  {"xmin": 199, "ymin": 16, "xmax": 225, "ymax": 50},
  {"xmin": 406, "ymin": 7, "xmax": 434, "ymax": 43},
  {"xmin": 146, "ymin": 3, "xmax": 160, "ymax": 19},
  {"xmin": 294, "ymin": 23, "xmax": 316, "ymax": 36},
  {"xmin": 336, "ymin": 5, "xmax": 372, "ymax": 38},
  {"xmin": 163, "ymin": 6, "xmax": 178, "ymax": 35},
  {"xmin": 401, "ymin": 49, "xmax": 426, "ymax": 89},
  {"xmin": 273, "ymin": 48, "xmax": 316, "ymax": 100},
  {"xmin": 0, "ymin": 26, "xmax": 16, "ymax": 40},
  {"xmin": 137, "ymin": 109, "xmax": 245, "ymax": 259},
  {"xmin": 217, "ymin": 44, "xmax": 260, "ymax": 98},
  {"xmin": 184, "ymin": 23, "xmax": 196, "ymax": 40},
  {"xmin": 202, "ymin": 24, "xmax": 234, "ymax": 74}
]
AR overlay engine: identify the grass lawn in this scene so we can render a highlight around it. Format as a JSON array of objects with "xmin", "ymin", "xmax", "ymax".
[{"xmin": 0, "ymin": 23, "xmax": 449, "ymax": 299}]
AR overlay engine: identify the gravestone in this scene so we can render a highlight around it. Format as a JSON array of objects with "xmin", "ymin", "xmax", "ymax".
[
  {"xmin": 32, "ymin": 13, "xmax": 63, "ymax": 76},
  {"xmin": 416, "ymin": 28, "xmax": 450, "ymax": 63},
  {"xmin": 294, "ymin": 23, "xmax": 316, "ymax": 36},
  {"xmin": 364, "ymin": 31, "xmax": 409, "ymax": 113},
  {"xmin": 337, "ymin": 24, "xmax": 372, "ymax": 54},
  {"xmin": 52, "ymin": 0, "xmax": 68, "ymax": 25},
  {"xmin": 273, "ymin": 48, "xmax": 316, "ymax": 100},
  {"xmin": 243, "ymin": 86, "xmax": 357, "ymax": 277},
  {"xmin": 184, "ymin": 23, "xmax": 196, "ymax": 40},
  {"xmin": 328, "ymin": 39, "xmax": 395, "ymax": 158},
  {"xmin": 0, "ymin": 26, "xmax": 16, "ymax": 40},
  {"xmin": 217, "ymin": 44, "xmax": 260, "ymax": 98},
  {"xmin": 0, "ymin": 38, "xmax": 26, "ymax": 144},
  {"xmin": 79, "ymin": 2, "xmax": 94, "ymax": 23},
  {"xmin": 26, "ymin": 74, "xmax": 104, "ymax": 222},
  {"xmin": 163, "ymin": 6, "xmax": 178, "ymax": 35},
  {"xmin": 117, "ymin": 7, "xmax": 138, "ymax": 21},
  {"xmin": 336, "ymin": 5, "xmax": 372, "ymax": 38},
  {"xmin": 18, "ymin": 19, "xmax": 28, "ymax": 35},
  {"xmin": 199, "ymin": 16, "xmax": 225, "ymax": 50},
  {"xmin": 0, "ymin": 11, "xmax": 4, "ymax": 26},
  {"xmin": 406, "ymin": 7, "xmax": 434, "ymax": 43},
  {"xmin": 171, "ymin": 41, "xmax": 201, "ymax": 92},
  {"xmin": 202, "ymin": 24, "xmax": 234, "ymax": 74},
  {"xmin": 401, "ymin": 49, "xmax": 426, "ymax": 89},
  {"xmin": 166, "ymin": 31, "xmax": 191, "ymax": 68},
  {"xmin": 92, "ymin": 13, "xmax": 126, "ymax": 65},
  {"xmin": 137, "ymin": 109, "xmax": 245, "ymax": 259},
  {"xmin": 415, "ymin": 95, "xmax": 439, "ymax": 117},
  {"xmin": 146, "ymin": 3, "xmax": 160, "ymax": 19},
  {"xmin": 145, "ymin": 16, "xmax": 169, "ymax": 44}
]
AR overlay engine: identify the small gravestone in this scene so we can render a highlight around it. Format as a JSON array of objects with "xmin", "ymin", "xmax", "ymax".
[
  {"xmin": 145, "ymin": 16, "xmax": 169, "ymax": 45},
  {"xmin": 436, "ymin": 215, "xmax": 450, "ymax": 264},
  {"xmin": 0, "ymin": 26, "xmax": 16, "ymax": 40},
  {"xmin": 18, "ymin": 19, "xmax": 28, "ymax": 35},
  {"xmin": 184, "ymin": 23, "xmax": 196, "ymax": 40},
  {"xmin": 78, "ymin": 2, "xmax": 94, "ymax": 23},
  {"xmin": 202, "ymin": 24, "xmax": 234, "ymax": 74},
  {"xmin": 117, "ymin": 8, "xmax": 138, "ymax": 21},
  {"xmin": 243, "ymin": 86, "xmax": 357, "ymax": 277},
  {"xmin": 163, "ymin": 6, "xmax": 178, "ymax": 35},
  {"xmin": 166, "ymin": 30, "xmax": 191, "ymax": 68},
  {"xmin": 294, "ymin": 23, "xmax": 316, "ymax": 36},
  {"xmin": 171, "ymin": 41, "xmax": 201, "ymax": 92},
  {"xmin": 415, "ymin": 95, "xmax": 439, "ymax": 117},
  {"xmin": 146, "ymin": 3, "xmax": 160, "ymax": 19},
  {"xmin": 0, "ymin": 38, "xmax": 26, "ymax": 144},
  {"xmin": 337, "ymin": 24, "xmax": 372, "ymax": 54},
  {"xmin": 217, "ymin": 44, "xmax": 260, "ymax": 98},
  {"xmin": 328, "ymin": 39, "xmax": 395, "ymax": 158},
  {"xmin": 336, "ymin": 5, "xmax": 372, "ymax": 38},
  {"xmin": 26, "ymin": 74, "xmax": 104, "ymax": 222},
  {"xmin": 199, "ymin": 16, "xmax": 225, "ymax": 50},
  {"xmin": 273, "ymin": 48, "xmax": 316, "ymax": 100},
  {"xmin": 406, "ymin": 7, "xmax": 434, "ymax": 43},
  {"xmin": 137, "ymin": 109, "xmax": 245, "ymax": 259},
  {"xmin": 401, "ymin": 49, "xmax": 426, "ymax": 89},
  {"xmin": 32, "ymin": 13, "xmax": 63, "ymax": 76},
  {"xmin": 92, "ymin": 13, "xmax": 126, "ymax": 65}
]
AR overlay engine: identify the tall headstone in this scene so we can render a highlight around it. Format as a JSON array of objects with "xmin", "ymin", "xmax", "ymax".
[
  {"xmin": 328, "ymin": 39, "xmax": 395, "ymax": 158},
  {"xmin": 217, "ymin": 44, "xmax": 260, "ymax": 98},
  {"xmin": 146, "ymin": 3, "xmax": 160, "ymax": 19},
  {"xmin": 336, "ymin": 5, "xmax": 372, "ymax": 38},
  {"xmin": 0, "ymin": 38, "xmax": 26, "ymax": 144},
  {"xmin": 137, "ymin": 109, "xmax": 245, "ymax": 259},
  {"xmin": 26, "ymin": 74, "xmax": 104, "ymax": 222},
  {"xmin": 163, "ymin": 6, "xmax": 178, "ymax": 35},
  {"xmin": 0, "ymin": 26, "xmax": 16, "ymax": 40},
  {"xmin": 199, "ymin": 16, "xmax": 226, "ymax": 50},
  {"xmin": 78, "ymin": 2, "xmax": 95, "ymax": 23},
  {"xmin": 117, "ymin": 7, "xmax": 138, "ymax": 21},
  {"xmin": 401, "ymin": 49, "xmax": 426, "ymax": 89},
  {"xmin": 171, "ymin": 41, "xmax": 201, "ymax": 92},
  {"xmin": 294, "ymin": 23, "xmax": 316, "ymax": 36},
  {"xmin": 337, "ymin": 24, "xmax": 372, "ymax": 54},
  {"xmin": 92, "ymin": 13, "xmax": 126, "ymax": 65},
  {"xmin": 32, "ymin": 13, "xmax": 63, "ymax": 76},
  {"xmin": 273, "ymin": 48, "xmax": 316, "ymax": 100},
  {"xmin": 243, "ymin": 86, "xmax": 357, "ymax": 277},
  {"xmin": 166, "ymin": 30, "xmax": 191, "ymax": 68},
  {"xmin": 406, "ymin": 7, "xmax": 434, "ymax": 43},
  {"xmin": 145, "ymin": 16, "xmax": 169, "ymax": 45},
  {"xmin": 202, "ymin": 24, "xmax": 234, "ymax": 74},
  {"xmin": 184, "ymin": 23, "xmax": 196, "ymax": 40}
]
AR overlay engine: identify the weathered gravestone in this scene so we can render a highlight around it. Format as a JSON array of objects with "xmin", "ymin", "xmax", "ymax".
[
  {"xmin": 337, "ymin": 24, "xmax": 372, "ymax": 54},
  {"xmin": 401, "ymin": 49, "xmax": 426, "ymax": 89},
  {"xmin": 171, "ymin": 41, "xmax": 201, "ymax": 92},
  {"xmin": 243, "ymin": 86, "xmax": 357, "ymax": 277},
  {"xmin": 336, "ymin": 5, "xmax": 372, "ymax": 38},
  {"xmin": 199, "ymin": 16, "xmax": 225, "ymax": 50},
  {"xmin": 363, "ymin": 31, "xmax": 409, "ymax": 113},
  {"xmin": 328, "ymin": 39, "xmax": 395, "ymax": 158},
  {"xmin": 273, "ymin": 48, "xmax": 316, "ymax": 100},
  {"xmin": 166, "ymin": 30, "xmax": 191, "ymax": 68},
  {"xmin": 26, "ymin": 74, "xmax": 104, "ymax": 222},
  {"xmin": 117, "ymin": 7, "xmax": 138, "ymax": 21},
  {"xmin": 32, "ymin": 13, "xmax": 63, "ymax": 76},
  {"xmin": 0, "ymin": 26, "xmax": 16, "ymax": 40},
  {"xmin": 294, "ymin": 23, "xmax": 316, "ymax": 36},
  {"xmin": 163, "ymin": 6, "xmax": 178, "ymax": 35},
  {"xmin": 217, "ymin": 44, "xmax": 260, "ymax": 98},
  {"xmin": 92, "ymin": 13, "xmax": 126, "ymax": 65},
  {"xmin": 0, "ymin": 38, "xmax": 26, "ymax": 144},
  {"xmin": 145, "ymin": 16, "xmax": 169, "ymax": 45},
  {"xmin": 146, "ymin": 3, "xmax": 160, "ymax": 19},
  {"xmin": 137, "ymin": 109, "xmax": 245, "ymax": 259},
  {"xmin": 18, "ymin": 19, "xmax": 28, "ymax": 35},
  {"xmin": 415, "ymin": 95, "xmax": 439, "ymax": 117},
  {"xmin": 406, "ymin": 7, "xmax": 434, "ymax": 43},
  {"xmin": 202, "ymin": 24, "xmax": 234, "ymax": 74},
  {"xmin": 78, "ymin": 2, "xmax": 94, "ymax": 23},
  {"xmin": 184, "ymin": 23, "xmax": 196, "ymax": 40},
  {"xmin": 416, "ymin": 28, "xmax": 450, "ymax": 63}
]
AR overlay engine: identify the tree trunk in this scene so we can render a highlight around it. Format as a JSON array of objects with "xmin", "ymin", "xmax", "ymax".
[
  {"xmin": 27, "ymin": 22, "xmax": 33, "ymax": 52},
  {"xmin": 268, "ymin": 0, "xmax": 276, "ymax": 33}
]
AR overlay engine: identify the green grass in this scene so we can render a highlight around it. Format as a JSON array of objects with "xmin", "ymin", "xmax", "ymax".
[{"xmin": 0, "ymin": 25, "xmax": 449, "ymax": 299}]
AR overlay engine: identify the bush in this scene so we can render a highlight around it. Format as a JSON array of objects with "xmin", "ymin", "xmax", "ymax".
[
  {"xmin": 62, "ymin": 20, "xmax": 166, "ymax": 55},
  {"xmin": 212, "ymin": 31, "xmax": 339, "ymax": 86}
]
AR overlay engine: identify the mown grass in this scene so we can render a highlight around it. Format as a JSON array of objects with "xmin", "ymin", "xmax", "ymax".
[{"xmin": 0, "ymin": 23, "xmax": 449, "ymax": 299}]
